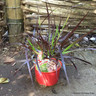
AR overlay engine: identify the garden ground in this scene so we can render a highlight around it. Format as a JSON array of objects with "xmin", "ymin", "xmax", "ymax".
[{"xmin": 0, "ymin": 47, "xmax": 96, "ymax": 96}]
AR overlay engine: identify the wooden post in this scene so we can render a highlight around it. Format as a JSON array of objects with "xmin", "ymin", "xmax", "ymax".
[{"xmin": 6, "ymin": 0, "xmax": 23, "ymax": 44}]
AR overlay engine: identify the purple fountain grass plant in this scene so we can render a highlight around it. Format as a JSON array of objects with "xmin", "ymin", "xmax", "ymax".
[{"xmin": 14, "ymin": 4, "xmax": 96, "ymax": 86}]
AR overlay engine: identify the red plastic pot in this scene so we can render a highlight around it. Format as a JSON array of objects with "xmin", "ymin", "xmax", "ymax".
[{"xmin": 35, "ymin": 58, "xmax": 62, "ymax": 86}]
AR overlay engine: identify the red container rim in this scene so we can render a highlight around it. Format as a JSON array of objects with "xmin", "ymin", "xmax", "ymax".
[{"xmin": 35, "ymin": 58, "xmax": 62, "ymax": 73}]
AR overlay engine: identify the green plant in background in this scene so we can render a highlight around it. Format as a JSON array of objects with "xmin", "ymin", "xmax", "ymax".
[{"xmin": 15, "ymin": 3, "xmax": 96, "ymax": 85}]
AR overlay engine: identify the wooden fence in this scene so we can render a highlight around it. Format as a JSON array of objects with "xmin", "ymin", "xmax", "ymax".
[{"xmin": 21, "ymin": 0, "xmax": 96, "ymax": 35}]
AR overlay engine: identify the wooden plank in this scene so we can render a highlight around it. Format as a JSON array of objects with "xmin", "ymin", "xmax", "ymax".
[
  {"xmin": 25, "ymin": 28, "xmax": 96, "ymax": 35},
  {"xmin": 24, "ymin": 18, "xmax": 96, "ymax": 27},
  {"xmin": 22, "ymin": 5, "xmax": 96, "ymax": 17},
  {"xmin": 22, "ymin": 0, "xmax": 96, "ymax": 10},
  {"xmin": 22, "ymin": 0, "xmax": 96, "ymax": 34}
]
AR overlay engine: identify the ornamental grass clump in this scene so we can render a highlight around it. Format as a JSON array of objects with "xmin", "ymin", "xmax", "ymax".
[{"xmin": 15, "ymin": 3, "xmax": 96, "ymax": 85}]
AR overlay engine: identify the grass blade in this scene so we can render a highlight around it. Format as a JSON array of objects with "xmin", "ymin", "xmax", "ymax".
[
  {"xmin": 36, "ymin": 55, "xmax": 41, "ymax": 74},
  {"xmin": 61, "ymin": 15, "xmax": 70, "ymax": 33},
  {"xmin": 61, "ymin": 12, "xmax": 88, "ymax": 48},
  {"xmin": 62, "ymin": 27, "xmax": 96, "ymax": 54},
  {"xmin": 51, "ymin": 25, "xmax": 59, "ymax": 55},
  {"xmin": 59, "ymin": 47, "xmax": 69, "ymax": 84},
  {"xmin": 25, "ymin": 48, "xmax": 34, "ymax": 86},
  {"xmin": 69, "ymin": 59, "xmax": 77, "ymax": 70},
  {"xmin": 38, "ymin": 16, "xmax": 41, "ymax": 27},
  {"xmin": 72, "ymin": 56, "xmax": 92, "ymax": 65},
  {"xmin": 27, "ymin": 39, "xmax": 38, "ymax": 54}
]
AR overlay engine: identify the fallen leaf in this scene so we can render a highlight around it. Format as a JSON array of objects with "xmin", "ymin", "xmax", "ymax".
[
  {"xmin": 4, "ymin": 56, "xmax": 15, "ymax": 64},
  {"xmin": 0, "ymin": 78, "xmax": 10, "ymax": 84}
]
